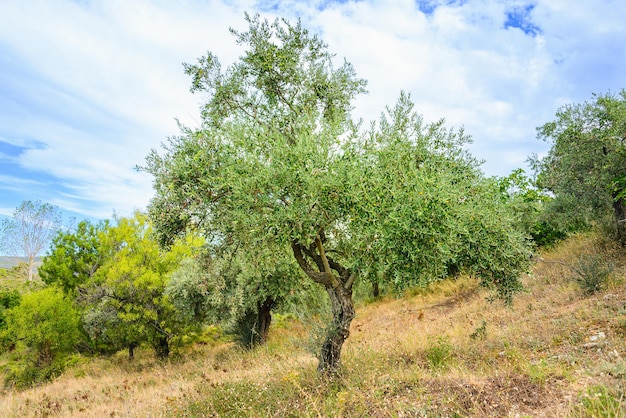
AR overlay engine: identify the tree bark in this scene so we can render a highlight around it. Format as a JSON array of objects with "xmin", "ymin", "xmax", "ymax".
[
  {"xmin": 319, "ymin": 281, "xmax": 355, "ymax": 373},
  {"xmin": 256, "ymin": 297, "xmax": 274, "ymax": 344},
  {"xmin": 372, "ymin": 280, "xmax": 380, "ymax": 298},
  {"xmin": 613, "ymin": 194, "xmax": 626, "ymax": 244},
  {"xmin": 128, "ymin": 343, "xmax": 137, "ymax": 360},
  {"xmin": 28, "ymin": 256, "xmax": 35, "ymax": 281},
  {"xmin": 154, "ymin": 336, "xmax": 169, "ymax": 359},
  {"xmin": 292, "ymin": 236, "xmax": 356, "ymax": 373}
]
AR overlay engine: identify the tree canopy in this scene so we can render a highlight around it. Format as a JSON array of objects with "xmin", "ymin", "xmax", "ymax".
[
  {"xmin": 82, "ymin": 212, "xmax": 201, "ymax": 358},
  {"xmin": 40, "ymin": 220, "xmax": 108, "ymax": 295},
  {"xmin": 531, "ymin": 90, "xmax": 626, "ymax": 243}
]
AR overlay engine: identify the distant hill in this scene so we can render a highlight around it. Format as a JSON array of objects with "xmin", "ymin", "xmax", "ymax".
[{"xmin": 0, "ymin": 256, "xmax": 43, "ymax": 269}]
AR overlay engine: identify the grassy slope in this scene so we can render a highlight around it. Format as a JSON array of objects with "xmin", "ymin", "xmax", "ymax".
[{"xmin": 0, "ymin": 233, "xmax": 624, "ymax": 417}]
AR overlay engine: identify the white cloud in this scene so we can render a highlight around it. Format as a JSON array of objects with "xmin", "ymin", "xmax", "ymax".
[{"xmin": 0, "ymin": 0, "xmax": 625, "ymax": 220}]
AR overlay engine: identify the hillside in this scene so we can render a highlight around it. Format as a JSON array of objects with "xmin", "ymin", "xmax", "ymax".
[
  {"xmin": 0, "ymin": 257, "xmax": 42, "ymax": 270},
  {"xmin": 0, "ymin": 233, "xmax": 624, "ymax": 417},
  {"xmin": 0, "ymin": 257, "xmax": 25, "ymax": 270}
]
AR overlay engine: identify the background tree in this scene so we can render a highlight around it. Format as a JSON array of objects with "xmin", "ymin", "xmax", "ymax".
[
  {"xmin": 531, "ymin": 90, "xmax": 626, "ymax": 243},
  {"xmin": 83, "ymin": 212, "xmax": 201, "ymax": 359},
  {"xmin": 40, "ymin": 220, "xmax": 109, "ymax": 295},
  {"xmin": 0, "ymin": 200, "xmax": 63, "ymax": 281},
  {"xmin": 497, "ymin": 169, "xmax": 565, "ymax": 247},
  {"xmin": 167, "ymin": 244, "xmax": 305, "ymax": 347},
  {"xmin": 144, "ymin": 15, "xmax": 531, "ymax": 372}
]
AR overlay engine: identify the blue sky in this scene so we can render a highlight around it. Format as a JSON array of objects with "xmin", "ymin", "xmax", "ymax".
[{"xmin": 1, "ymin": 0, "xmax": 625, "ymax": 223}]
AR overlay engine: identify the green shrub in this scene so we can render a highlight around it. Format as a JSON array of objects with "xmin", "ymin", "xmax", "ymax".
[
  {"xmin": 573, "ymin": 254, "xmax": 613, "ymax": 295},
  {"xmin": 0, "ymin": 289, "xmax": 21, "ymax": 329},
  {"xmin": 2, "ymin": 286, "xmax": 81, "ymax": 387}
]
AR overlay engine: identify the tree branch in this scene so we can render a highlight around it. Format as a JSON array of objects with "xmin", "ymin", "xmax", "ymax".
[
  {"xmin": 291, "ymin": 241, "xmax": 331, "ymax": 285},
  {"xmin": 316, "ymin": 235, "xmax": 340, "ymax": 288},
  {"xmin": 302, "ymin": 241, "xmax": 325, "ymax": 272},
  {"xmin": 344, "ymin": 272, "xmax": 356, "ymax": 291}
]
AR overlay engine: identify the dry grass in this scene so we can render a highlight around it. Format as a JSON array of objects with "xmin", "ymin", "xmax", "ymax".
[{"xmin": 1, "ymin": 232, "xmax": 625, "ymax": 417}]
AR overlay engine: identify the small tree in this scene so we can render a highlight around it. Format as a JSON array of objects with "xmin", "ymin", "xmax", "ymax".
[
  {"xmin": 531, "ymin": 90, "xmax": 626, "ymax": 243},
  {"xmin": 0, "ymin": 200, "xmax": 62, "ymax": 281},
  {"xmin": 84, "ymin": 212, "xmax": 200, "ymax": 359},
  {"xmin": 497, "ymin": 169, "xmax": 566, "ymax": 247}
]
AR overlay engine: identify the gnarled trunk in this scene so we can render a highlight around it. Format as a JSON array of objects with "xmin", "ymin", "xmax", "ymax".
[
  {"xmin": 292, "ymin": 235, "xmax": 356, "ymax": 373},
  {"xmin": 319, "ymin": 282, "xmax": 355, "ymax": 372}
]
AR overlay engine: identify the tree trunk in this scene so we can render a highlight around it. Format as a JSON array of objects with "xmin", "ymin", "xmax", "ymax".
[
  {"xmin": 291, "ymin": 237, "xmax": 356, "ymax": 373},
  {"xmin": 372, "ymin": 280, "xmax": 380, "ymax": 298},
  {"xmin": 128, "ymin": 343, "xmax": 137, "ymax": 360},
  {"xmin": 613, "ymin": 195, "xmax": 626, "ymax": 244},
  {"xmin": 28, "ymin": 255, "xmax": 35, "ymax": 281},
  {"xmin": 319, "ymin": 282, "xmax": 355, "ymax": 373},
  {"xmin": 154, "ymin": 336, "xmax": 169, "ymax": 359},
  {"xmin": 256, "ymin": 297, "xmax": 274, "ymax": 344}
]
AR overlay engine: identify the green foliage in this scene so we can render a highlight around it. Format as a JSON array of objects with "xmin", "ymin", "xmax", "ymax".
[
  {"xmin": 40, "ymin": 220, "xmax": 109, "ymax": 295},
  {"xmin": 144, "ymin": 13, "xmax": 366, "ymax": 250},
  {"xmin": 82, "ymin": 212, "xmax": 201, "ymax": 358},
  {"xmin": 572, "ymin": 253, "xmax": 614, "ymax": 295},
  {"xmin": 0, "ymin": 289, "xmax": 21, "ymax": 330},
  {"xmin": 497, "ymin": 169, "xmax": 566, "ymax": 247},
  {"xmin": 350, "ymin": 97, "xmax": 532, "ymax": 302},
  {"xmin": 143, "ymin": 14, "xmax": 367, "ymax": 370},
  {"xmin": 1, "ymin": 286, "xmax": 81, "ymax": 387},
  {"xmin": 570, "ymin": 385, "xmax": 625, "ymax": 417},
  {"xmin": 0, "ymin": 262, "xmax": 29, "ymax": 281},
  {"xmin": 167, "ymin": 248, "xmax": 305, "ymax": 347},
  {"xmin": 3, "ymin": 353, "xmax": 83, "ymax": 390},
  {"xmin": 531, "ymin": 90, "xmax": 626, "ymax": 243}
]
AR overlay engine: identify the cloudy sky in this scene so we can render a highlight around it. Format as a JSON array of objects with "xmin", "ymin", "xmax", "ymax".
[{"xmin": 1, "ymin": 0, "xmax": 625, "ymax": 222}]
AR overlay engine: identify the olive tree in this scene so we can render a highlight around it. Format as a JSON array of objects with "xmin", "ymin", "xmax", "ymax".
[
  {"xmin": 167, "ymin": 246, "xmax": 303, "ymax": 347},
  {"xmin": 143, "ymin": 15, "xmax": 531, "ymax": 372},
  {"xmin": 531, "ymin": 90, "xmax": 626, "ymax": 243}
]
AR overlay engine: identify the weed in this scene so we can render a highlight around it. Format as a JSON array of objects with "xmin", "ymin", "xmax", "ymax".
[
  {"xmin": 469, "ymin": 320, "xmax": 487, "ymax": 341},
  {"xmin": 574, "ymin": 254, "xmax": 614, "ymax": 295},
  {"xmin": 569, "ymin": 384, "xmax": 625, "ymax": 417},
  {"xmin": 425, "ymin": 336, "xmax": 454, "ymax": 371}
]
